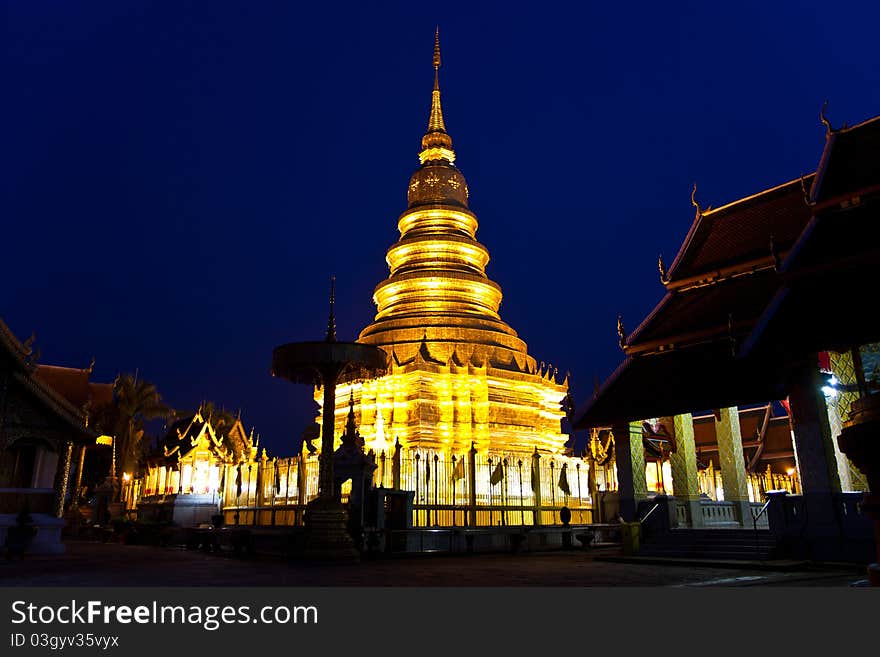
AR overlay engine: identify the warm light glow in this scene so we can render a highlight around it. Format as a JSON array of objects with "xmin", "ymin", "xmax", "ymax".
[
  {"xmin": 122, "ymin": 472, "xmax": 131, "ymax": 482},
  {"xmin": 314, "ymin": 57, "xmax": 570, "ymax": 459},
  {"xmin": 418, "ymin": 146, "xmax": 456, "ymax": 164},
  {"xmin": 786, "ymin": 468, "xmax": 796, "ymax": 476},
  {"xmin": 96, "ymin": 435, "xmax": 113, "ymax": 446}
]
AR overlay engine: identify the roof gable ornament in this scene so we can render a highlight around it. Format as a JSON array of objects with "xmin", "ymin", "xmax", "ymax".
[
  {"xmin": 617, "ymin": 313, "xmax": 627, "ymax": 351},
  {"xmin": 691, "ymin": 182, "xmax": 703, "ymax": 217},
  {"xmin": 658, "ymin": 253, "xmax": 669, "ymax": 284},
  {"xmin": 22, "ymin": 332, "xmax": 40, "ymax": 368},
  {"xmin": 820, "ymin": 100, "xmax": 833, "ymax": 135},
  {"xmin": 799, "ymin": 174, "xmax": 812, "ymax": 206}
]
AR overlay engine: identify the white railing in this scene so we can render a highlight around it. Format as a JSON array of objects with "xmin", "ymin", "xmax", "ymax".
[{"xmin": 699, "ymin": 500, "xmax": 739, "ymax": 526}]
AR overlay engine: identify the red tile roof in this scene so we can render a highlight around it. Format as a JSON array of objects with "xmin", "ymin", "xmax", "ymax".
[
  {"xmin": 666, "ymin": 176, "xmax": 814, "ymax": 285},
  {"xmin": 33, "ymin": 364, "xmax": 114, "ymax": 413}
]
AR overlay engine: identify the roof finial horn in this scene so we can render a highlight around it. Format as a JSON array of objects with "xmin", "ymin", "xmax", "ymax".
[
  {"xmin": 820, "ymin": 100, "xmax": 832, "ymax": 135},
  {"xmin": 691, "ymin": 182, "xmax": 702, "ymax": 216}
]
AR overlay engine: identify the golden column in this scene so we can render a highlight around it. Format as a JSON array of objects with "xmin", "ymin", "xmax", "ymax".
[
  {"xmin": 828, "ymin": 350, "xmax": 868, "ymax": 491},
  {"xmin": 667, "ymin": 414, "xmax": 702, "ymax": 527},
  {"xmin": 714, "ymin": 407, "xmax": 752, "ymax": 523},
  {"xmin": 611, "ymin": 420, "xmax": 648, "ymax": 521}
]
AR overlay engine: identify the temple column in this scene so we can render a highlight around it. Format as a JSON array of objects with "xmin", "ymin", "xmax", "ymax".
[
  {"xmin": 788, "ymin": 362, "xmax": 842, "ymax": 495},
  {"xmin": 713, "ymin": 407, "xmax": 751, "ymax": 524},
  {"xmin": 828, "ymin": 350, "xmax": 868, "ymax": 491},
  {"xmin": 297, "ymin": 445, "xmax": 308, "ymax": 524},
  {"xmin": 318, "ymin": 380, "xmax": 336, "ymax": 497},
  {"xmin": 73, "ymin": 444, "xmax": 87, "ymax": 501},
  {"xmin": 667, "ymin": 414, "xmax": 703, "ymax": 527},
  {"xmin": 611, "ymin": 420, "xmax": 647, "ymax": 522},
  {"xmin": 53, "ymin": 440, "xmax": 74, "ymax": 518},
  {"xmin": 783, "ymin": 360, "xmax": 846, "ymax": 559},
  {"xmin": 468, "ymin": 442, "xmax": 478, "ymax": 527}
]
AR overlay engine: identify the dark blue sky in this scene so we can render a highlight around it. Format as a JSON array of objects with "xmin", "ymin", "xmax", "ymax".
[{"xmin": 4, "ymin": 1, "xmax": 879, "ymax": 455}]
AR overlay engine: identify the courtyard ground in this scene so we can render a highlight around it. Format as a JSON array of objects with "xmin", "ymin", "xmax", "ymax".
[{"xmin": 0, "ymin": 540, "xmax": 868, "ymax": 587}]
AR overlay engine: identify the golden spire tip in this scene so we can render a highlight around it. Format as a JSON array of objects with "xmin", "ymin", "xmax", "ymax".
[{"xmin": 433, "ymin": 26, "xmax": 441, "ymax": 70}]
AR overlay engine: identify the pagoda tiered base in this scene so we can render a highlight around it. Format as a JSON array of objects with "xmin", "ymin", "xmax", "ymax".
[{"xmin": 301, "ymin": 497, "xmax": 359, "ymax": 562}]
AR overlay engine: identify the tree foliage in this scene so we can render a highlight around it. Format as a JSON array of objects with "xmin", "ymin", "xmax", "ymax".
[{"xmin": 93, "ymin": 373, "xmax": 170, "ymax": 478}]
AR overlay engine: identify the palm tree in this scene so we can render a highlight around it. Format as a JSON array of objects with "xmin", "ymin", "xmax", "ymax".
[{"xmin": 93, "ymin": 373, "xmax": 169, "ymax": 486}]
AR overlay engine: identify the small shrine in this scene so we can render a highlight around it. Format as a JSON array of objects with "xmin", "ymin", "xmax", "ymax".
[{"xmin": 139, "ymin": 408, "xmax": 259, "ymax": 526}]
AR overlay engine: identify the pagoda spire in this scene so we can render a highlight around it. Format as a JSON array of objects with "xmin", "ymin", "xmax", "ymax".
[
  {"xmin": 420, "ymin": 28, "xmax": 455, "ymax": 163},
  {"xmin": 429, "ymin": 27, "xmax": 445, "ymax": 132},
  {"xmin": 325, "ymin": 275, "xmax": 337, "ymax": 343}
]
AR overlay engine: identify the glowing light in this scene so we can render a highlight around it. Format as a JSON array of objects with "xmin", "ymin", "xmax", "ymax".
[
  {"xmin": 314, "ymin": 59, "xmax": 571, "ymax": 458},
  {"xmin": 96, "ymin": 435, "xmax": 113, "ymax": 446},
  {"xmin": 418, "ymin": 146, "xmax": 456, "ymax": 164},
  {"xmin": 786, "ymin": 468, "xmax": 796, "ymax": 476},
  {"xmin": 821, "ymin": 374, "xmax": 839, "ymax": 398}
]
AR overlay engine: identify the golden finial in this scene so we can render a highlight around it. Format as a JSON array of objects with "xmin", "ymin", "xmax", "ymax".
[
  {"xmin": 820, "ymin": 100, "xmax": 832, "ymax": 135},
  {"xmin": 420, "ymin": 28, "xmax": 454, "ymax": 162},
  {"xmin": 617, "ymin": 313, "xmax": 627, "ymax": 350},
  {"xmin": 325, "ymin": 275, "xmax": 337, "ymax": 343},
  {"xmin": 658, "ymin": 254, "xmax": 668, "ymax": 283},
  {"xmin": 427, "ymin": 28, "xmax": 446, "ymax": 134},
  {"xmin": 691, "ymin": 182, "xmax": 702, "ymax": 215},
  {"xmin": 433, "ymin": 26, "xmax": 441, "ymax": 74}
]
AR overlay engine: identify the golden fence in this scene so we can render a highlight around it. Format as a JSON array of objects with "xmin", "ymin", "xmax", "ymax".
[
  {"xmin": 168, "ymin": 446, "xmax": 594, "ymax": 528},
  {"xmin": 697, "ymin": 462, "xmax": 800, "ymax": 502}
]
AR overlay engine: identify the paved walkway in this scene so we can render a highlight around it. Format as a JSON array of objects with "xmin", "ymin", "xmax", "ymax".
[{"xmin": 0, "ymin": 541, "xmax": 867, "ymax": 587}]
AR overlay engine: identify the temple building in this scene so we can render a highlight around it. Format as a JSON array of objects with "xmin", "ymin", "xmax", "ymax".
[
  {"xmin": 139, "ymin": 408, "xmax": 262, "ymax": 526},
  {"xmin": 0, "ymin": 317, "xmax": 112, "ymax": 553},
  {"xmin": 316, "ymin": 33, "xmax": 569, "ymax": 457},
  {"xmin": 574, "ymin": 112, "xmax": 879, "ymax": 564}
]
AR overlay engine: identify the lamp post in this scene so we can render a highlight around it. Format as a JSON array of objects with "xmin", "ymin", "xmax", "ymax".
[{"xmin": 271, "ymin": 278, "xmax": 388, "ymax": 561}]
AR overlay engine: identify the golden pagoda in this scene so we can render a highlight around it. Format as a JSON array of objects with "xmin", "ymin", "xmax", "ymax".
[{"xmin": 318, "ymin": 31, "xmax": 569, "ymax": 456}]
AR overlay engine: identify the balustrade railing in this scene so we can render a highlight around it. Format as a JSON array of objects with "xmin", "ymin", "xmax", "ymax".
[
  {"xmin": 699, "ymin": 500, "xmax": 739, "ymax": 526},
  {"xmin": 141, "ymin": 447, "xmax": 593, "ymax": 528}
]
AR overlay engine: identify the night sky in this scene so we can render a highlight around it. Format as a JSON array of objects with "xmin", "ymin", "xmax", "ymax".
[{"xmin": 4, "ymin": 1, "xmax": 879, "ymax": 455}]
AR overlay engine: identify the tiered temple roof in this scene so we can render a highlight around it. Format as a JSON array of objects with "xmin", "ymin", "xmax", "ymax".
[
  {"xmin": 0, "ymin": 317, "xmax": 100, "ymax": 444},
  {"xmin": 574, "ymin": 111, "xmax": 880, "ymax": 429}
]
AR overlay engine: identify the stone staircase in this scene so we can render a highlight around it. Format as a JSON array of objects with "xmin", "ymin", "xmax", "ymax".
[{"xmin": 638, "ymin": 528, "xmax": 778, "ymax": 561}]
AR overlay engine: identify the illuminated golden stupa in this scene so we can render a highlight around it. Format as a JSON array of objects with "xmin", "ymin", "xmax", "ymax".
[{"xmin": 318, "ymin": 32, "xmax": 568, "ymax": 456}]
